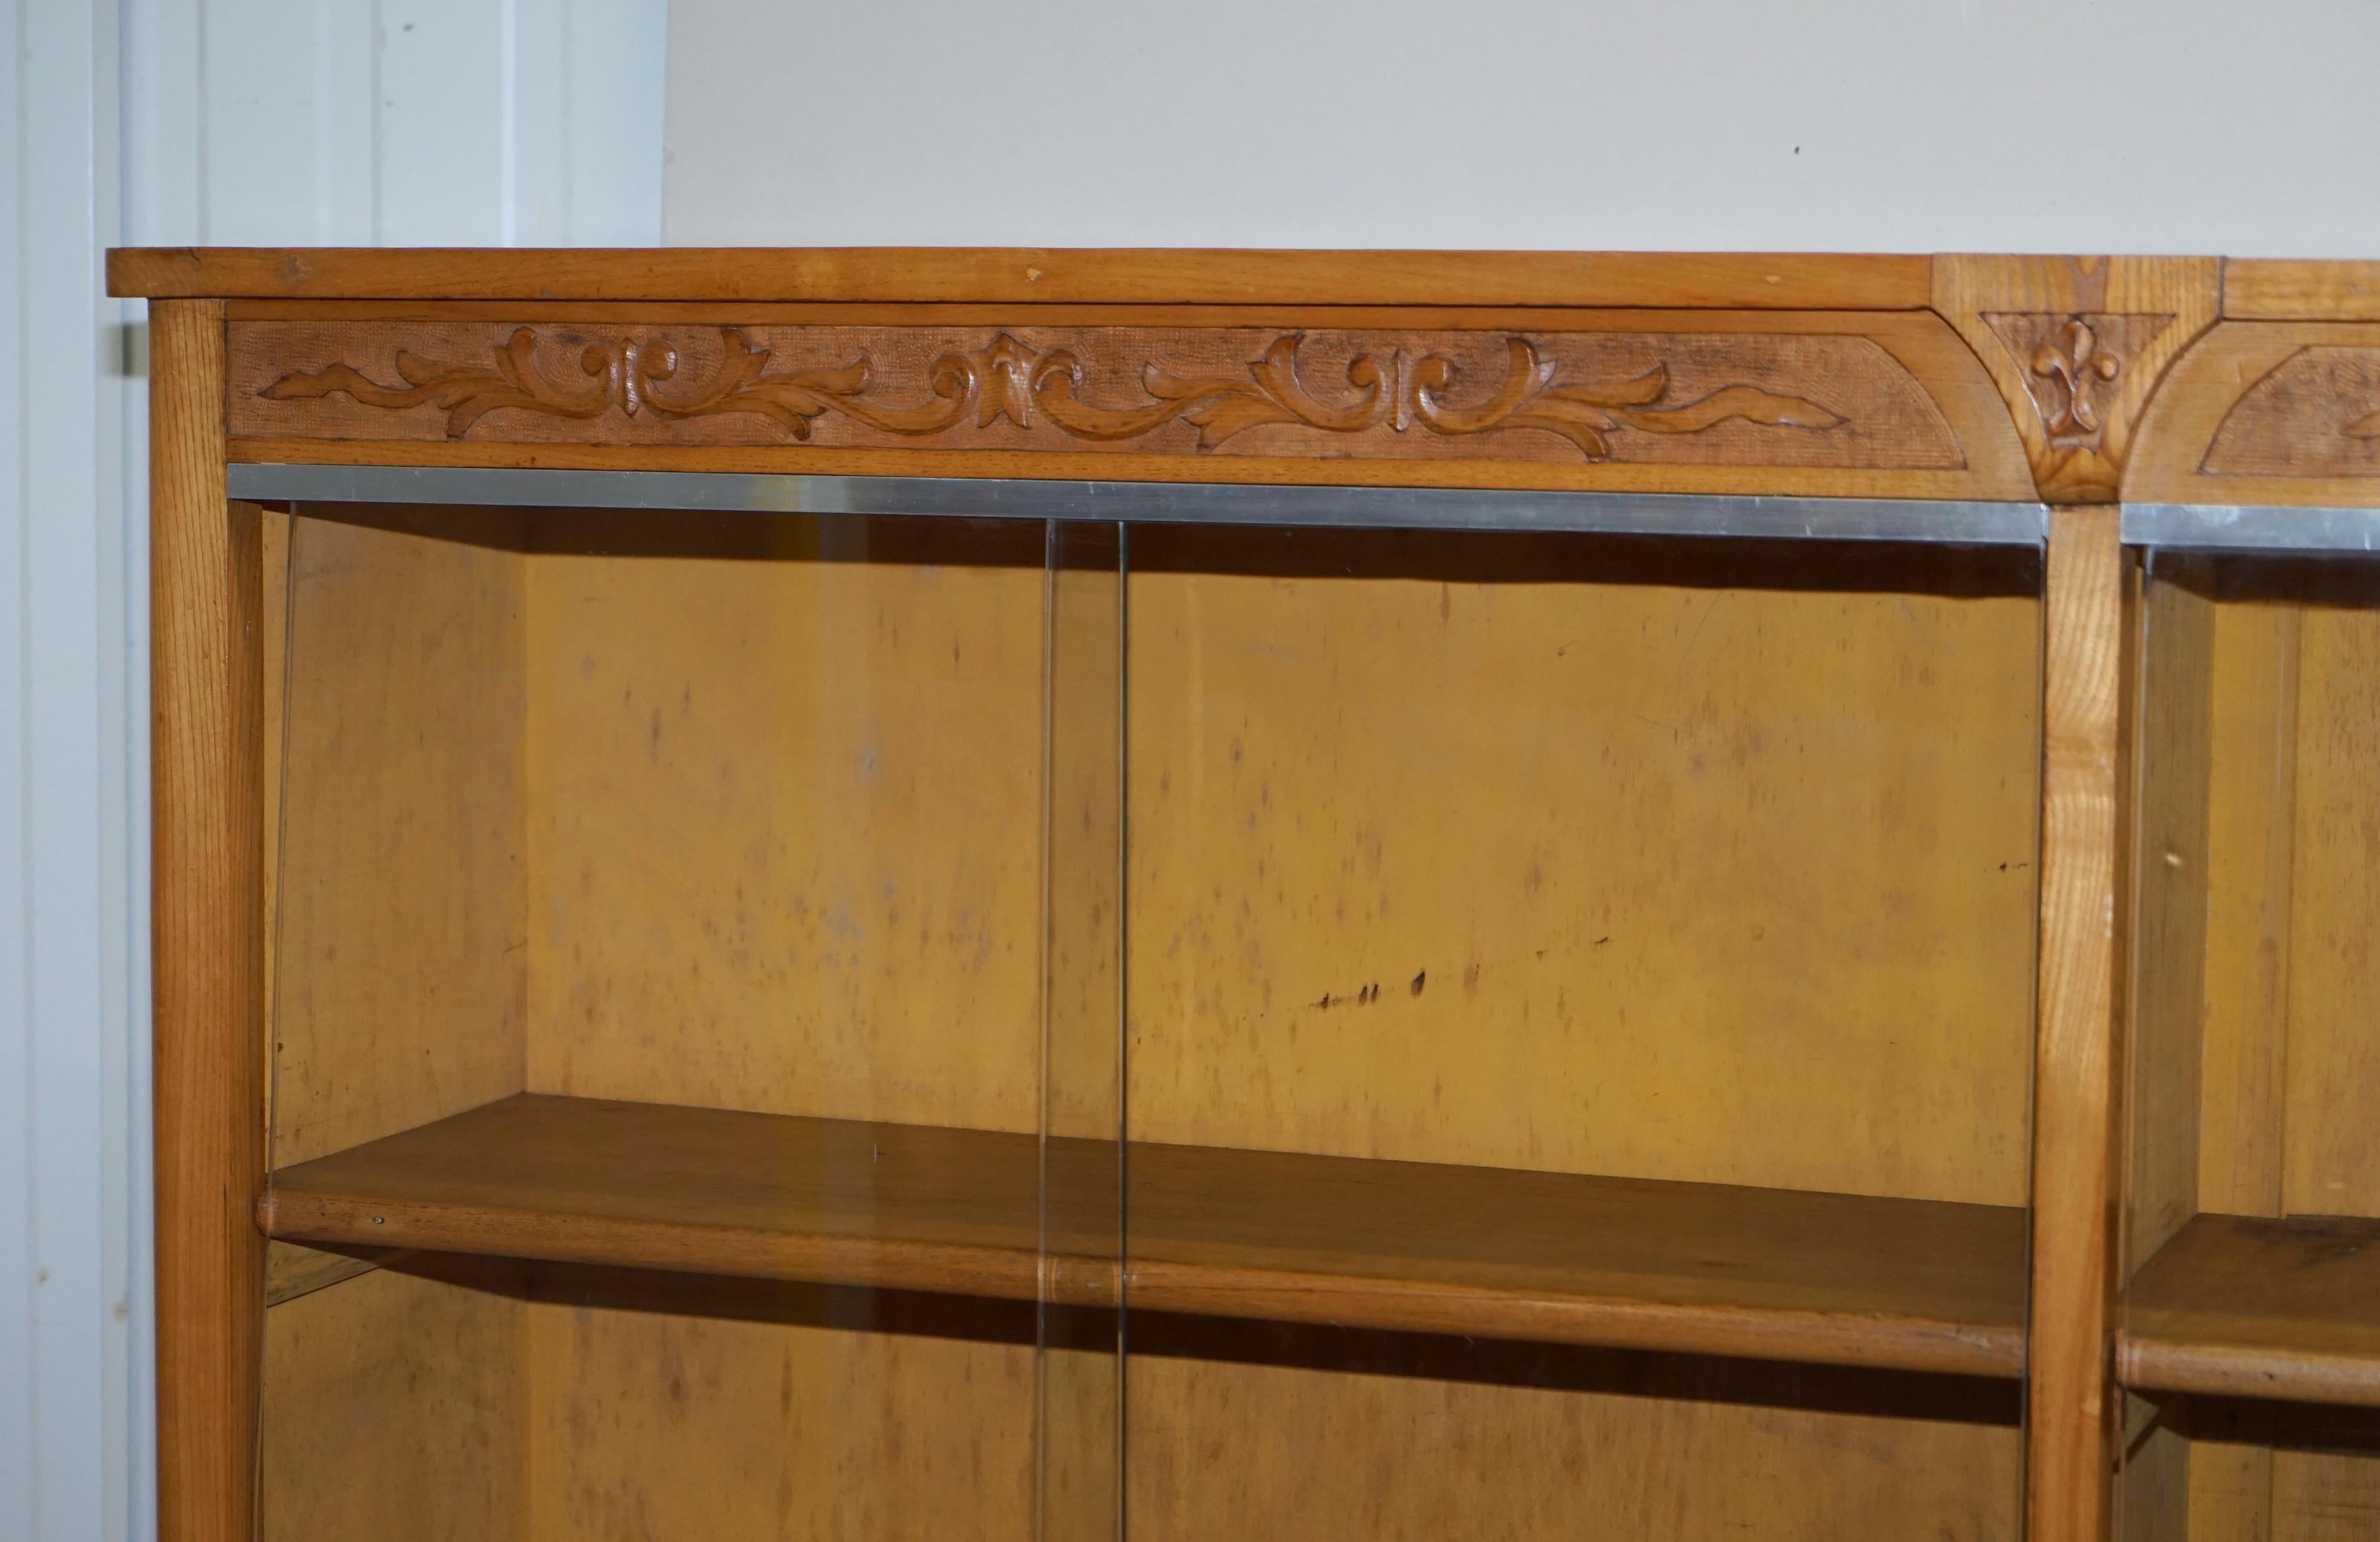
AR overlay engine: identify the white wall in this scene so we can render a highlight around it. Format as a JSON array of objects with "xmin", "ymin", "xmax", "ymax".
[
  {"xmin": 0, "ymin": 4, "xmax": 666, "ymax": 1538},
  {"xmin": 663, "ymin": 0, "xmax": 2380, "ymax": 255}
]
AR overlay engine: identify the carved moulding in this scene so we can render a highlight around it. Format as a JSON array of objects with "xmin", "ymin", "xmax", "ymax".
[
  {"xmin": 2205, "ymin": 346, "xmax": 2380, "ymax": 476},
  {"xmin": 225, "ymin": 320, "xmax": 1977, "ymax": 476},
  {"xmin": 2127, "ymin": 320, "xmax": 2380, "ymax": 505},
  {"xmin": 1934, "ymin": 256, "xmax": 2221, "ymax": 503}
]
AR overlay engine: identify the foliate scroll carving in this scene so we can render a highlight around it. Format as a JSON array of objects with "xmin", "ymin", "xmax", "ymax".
[
  {"xmin": 229, "ymin": 321, "xmax": 1972, "ymax": 472},
  {"xmin": 259, "ymin": 326, "xmax": 1843, "ymax": 463},
  {"xmin": 2203, "ymin": 346, "xmax": 2380, "ymax": 477}
]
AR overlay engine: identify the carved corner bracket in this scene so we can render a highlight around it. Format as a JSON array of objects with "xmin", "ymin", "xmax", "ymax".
[{"xmin": 1934, "ymin": 257, "xmax": 2220, "ymax": 503}]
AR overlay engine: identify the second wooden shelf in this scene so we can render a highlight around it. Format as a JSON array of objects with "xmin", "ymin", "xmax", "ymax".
[
  {"xmin": 2121, "ymin": 1213, "xmax": 2380, "ymax": 1408},
  {"xmin": 262, "ymin": 1092, "xmax": 2026, "ymax": 1377}
]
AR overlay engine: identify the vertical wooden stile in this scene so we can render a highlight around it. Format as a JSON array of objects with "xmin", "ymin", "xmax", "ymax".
[
  {"xmin": 151, "ymin": 299, "xmax": 266, "ymax": 1542},
  {"xmin": 2030, "ymin": 505, "xmax": 2128, "ymax": 1542}
]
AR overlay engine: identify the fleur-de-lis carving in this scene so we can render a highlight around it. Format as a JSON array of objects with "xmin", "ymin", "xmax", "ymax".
[{"xmin": 2031, "ymin": 319, "xmax": 2123, "ymax": 442}]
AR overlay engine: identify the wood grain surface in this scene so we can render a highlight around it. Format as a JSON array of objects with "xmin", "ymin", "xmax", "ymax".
[
  {"xmin": 110, "ymin": 246, "xmax": 1935, "ymax": 308},
  {"xmin": 2031, "ymin": 505, "xmax": 2126, "ymax": 1542},
  {"xmin": 2278, "ymin": 600, "xmax": 2380, "ymax": 1223},
  {"xmin": 2194, "ymin": 595, "xmax": 2302, "ymax": 1223},
  {"xmin": 1933, "ymin": 255, "xmax": 2218, "ymax": 503},
  {"xmin": 2122, "ymin": 1214, "xmax": 2380, "ymax": 1407},
  {"xmin": 2224, "ymin": 261, "xmax": 2380, "ymax": 321},
  {"xmin": 220, "ymin": 432, "xmax": 2031, "ymax": 501},
  {"xmin": 1122, "ymin": 528, "xmax": 2043, "ymax": 1205},
  {"xmin": 149, "ymin": 299, "xmax": 265, "ymax": 1542},
  {"xmin": 268, "ymin": 511, "xmax": 529, "ymax": 1167},
  {"xmin": 1124, "ymin": 1343, "xmax": 2021, "ymax": 1541},
  {"xmin": 2126, "ymin": 574, "xmax": 2214, "ymax": 1275},
  {"xmin": 520, "ymin": 518, "xmax": 1049, "ymax": 1134},
  {"xmin": 258, "ymin": 1092, "xmax": 2028, "ymax": 1377},
  {"xmin": 2127, "ymin": 320, "xmax": 2380, "ymax": 507},
  {"xmin": 224, "ymin": 317, "xmax": 1973, "ymax": 473},
  {"xmin": 259, "ymin": 1262, "xmax": 525, "ymax": 1542}
]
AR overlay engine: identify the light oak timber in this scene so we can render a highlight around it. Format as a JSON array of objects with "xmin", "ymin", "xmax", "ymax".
[
  {"xmin": 2196, "ymin": 598, "xmax": 2302, "ymax": 1223},
  {"xmin": 2127, "ymin": 320, "xmax": 2380, "ymax": 507},
  {"xmin": 2127, "ymin": 573, "xmax": 2215, "ymax": 1274},
  {"xmin": 520, "ymin": 520, "xmax": 1049, "ymax": 1135},
  {"xmin": 227, "ymin": 317, "xmax": 1958, "ymax": 457},
  {"xmin": 518, "ymin": 1275, "xmax": 1038, "ymax": 1542},
  {"xmin": 1125, "ymin": 1347, "xmax": 2021, "ymax": 1540},
  {"xmin": 223, "ymin": 434, "xmax": 2025, "ymax": 501},
  {"xmin": 2224, "ymin": 261, "xmax": 2380, "ymax": 321},
  {"xmin": 259, "ymin": 1261, "xmax": 526, "ymax": 1542},
  {"xmin": 2117, "ymin": 564, "xmax": 2216, "ymax": 1542},
  {"xmin": 1123, "ymin": 527, "xmax": 2043, "ymax": 1206},
  {"xmin": 1934, "ymin": 255, "xmax": 2218, "ymax": 504},
  {"xmin": 261, "ymin": 1242, "xmax": 409, "ymax": 1307},
  {"xmin": 2118, "ymin": 1390, "xmax": 2189, "ymax": 1542},
  {"xmin": 109, "ymin": 246, "xmax": 1933, "ymax": 308},
  {"xmin": 2122, "ymin": 1214, "xmax": 2380, "ymax": 1407},
  {"xmin": 2182, "ymin": 1399, "xmax": 2280, "ymax": 1542},
  {"xmin": 155, "ymin": 245, "xmax": 2380, "ymax": 1542},
  {"xmin": 2032, "ymin": 505, "xmax": 2127, "ymax": 1542},
  {"xmin": 268, "ymin": 510, "xmax": 529, "ymax": 1168},
  {"xmin": 150, "ymin": 299, "xmax": 266, "ymax": 1542},
  {"xmin": 218, "ymin": 308, "xmax": 2033, "ymax": 499},
  {"xmin": 2280, "ymin": 601, "xmax": 2380, "ymax": 1222},
  {"xmin": 217, "ymin": 299, "xmax": 1981, "ymax": 330},
  {"xmin": 257, "ymin": 1093, "xmax": 2028, "ymax": 1377},
  {"xmin": 514, "ymin": 511, "xmax": 2043, "ymax": 1205}
]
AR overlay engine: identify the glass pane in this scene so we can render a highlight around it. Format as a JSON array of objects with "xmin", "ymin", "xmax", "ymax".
[
  {"xmin": 257, "ymin": 502, "xmax": 1121, "ymax": 1541},
  {"xmin": 2120, "ymin": 549, "xmax": 2380, "ymax": 1541},
  {"xmin": 1119, "ymin": 524, "xmax": 2043, "ymax": 1539},
  {"xmin": 1043, "ymin": 519, "xmax": 1126, "ymax": 1542}
]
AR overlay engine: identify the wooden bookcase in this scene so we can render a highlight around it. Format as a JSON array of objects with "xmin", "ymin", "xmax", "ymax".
[{"xmin": 107, "ymin": 249, "xmax": 2380, "ymax": 1541}]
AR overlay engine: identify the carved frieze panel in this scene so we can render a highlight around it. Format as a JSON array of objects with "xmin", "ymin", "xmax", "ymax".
[
  {"xmin": 225, "ymin": 321, "xmax": 1970, "ymax": 472},
  {"xmin": 2125, "ymin": 321, "xmax": 2380, "ymax": 503},
  {"xmin": 2203, "ymin": 346, "xmax": 2380, "ymax": 478}
]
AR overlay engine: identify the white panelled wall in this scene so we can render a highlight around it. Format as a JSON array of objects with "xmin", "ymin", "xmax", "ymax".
[{"xmin": 1, "ymin": 3, "xmax": 666, "ymax": 1537}]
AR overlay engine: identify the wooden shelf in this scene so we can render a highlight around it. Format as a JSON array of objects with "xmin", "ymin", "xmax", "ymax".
[
  {"xmin": 2121, "ymin": 1213, "xmax": 2380, "ymax": 1408},
  {"xmin": 262, "ymin": 1092, "xmax": 2026, "ymax": 1378}
]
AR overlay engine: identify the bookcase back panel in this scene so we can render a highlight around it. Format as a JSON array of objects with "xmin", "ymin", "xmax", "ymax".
[
  {"xmin": 259, "ymin": 500, "xmax": 2038, "ymax": 1541},
  {"xmin": 520, "ymin": 1287, "xmax": 1039, "ymax": 1541},
  {"xmin": 2276, "ymin": 606, "xmax": 2380, "ymax": 1219},
  {"xmin": 258, "ymin": 1265, "xmax": 1046, "ymax": 1542},
  {"xmin": 259, "ymin": 1263, "xmax": 527, "ymax": 1542},
  {"xmin": 517, "ymin": 514, "xmax": 1056, "ymax": 1133},
  {"xmin": 1122, "ymin": 527, "xmax": 2043, "ymax": 1205},
  {"xmin": 266, "ymin": 509, "xmax": 530, "ymax": 1169},
  {"xmin": 1126, "ymin": 1346, "xmax": 2020, "ymax": 1540},
  {"xmin": 260, "ymin": 509, "xmax": 1108, "ymax": 1539},
  {"xmin": 2134, "ymin": 564, "xmax": 2380, "ymax": 1236},
  {"xmin": 268, "ymin": 507, "xmax": 2040, "ymax": 1209},
  {"xmin": 2121, "ymin": 554, "xmax": 2380, "ymax": 1541}
]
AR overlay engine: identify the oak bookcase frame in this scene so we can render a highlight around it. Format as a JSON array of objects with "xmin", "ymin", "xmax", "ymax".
[{"xmin": 110, "ymin": 249, "xmax": 2380, "ymax": 1542}]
